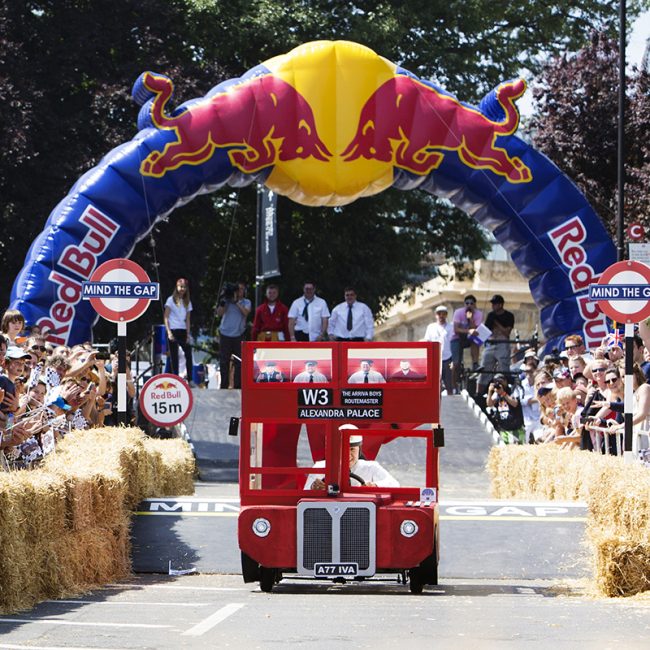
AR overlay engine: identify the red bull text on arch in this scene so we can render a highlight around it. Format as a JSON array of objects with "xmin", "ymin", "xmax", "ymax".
[{"xmin": 11, "ymin": 40, "xmax": 616, "ymax": 351}]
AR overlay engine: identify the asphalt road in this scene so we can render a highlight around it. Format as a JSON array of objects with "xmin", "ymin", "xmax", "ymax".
[
  {"xmin": 1, "ymin": 394, "xmax": 648, "ymax": 648},
  {"xmin": 1, "ymin": 574, "xmax": 649, "ymax": 649}
]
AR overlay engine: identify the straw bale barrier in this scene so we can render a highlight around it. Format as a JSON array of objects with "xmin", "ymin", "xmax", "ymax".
[
  {"xmin": 487, "ymin": 446, "xmax": 650, "ymax": 597},
  {"xmin": 0, "ymin": 427, "xmax": 195, "ymax": 613}
]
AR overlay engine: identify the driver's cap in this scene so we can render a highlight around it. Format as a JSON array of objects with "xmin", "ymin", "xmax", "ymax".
[{"xmin": 339, "ymin": 423, "xmax": 362, "ymax": 446}]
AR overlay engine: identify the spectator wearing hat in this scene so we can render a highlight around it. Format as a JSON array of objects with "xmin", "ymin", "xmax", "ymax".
[
  {"xmin": 478, "ymin": 294, "xmax": 515, "ymax": 392},
  {"xmin": 1, "ymin": 345, "xmax": 31, "ymax": 412},
  {"xmin": 256, "ymin": 361, "xmax": 284, "ymax": 382},
  {"xmin": 423, "ymin": 305, "xmax": 454, "ymax": 393},
  {"xmin": 348, "ymin": 359, "xmax": 386, "ymax": 384},
  {"xmin": 553, "ymin": 366, "xmax": 573, "ymax": 390},
  {"xmin": 0, "ymin": 338, "xmax": 21, "ymax": 419},
  {"xmin": 305, "ymin": 424, "xmax": 400, "ymax": 489},
  {"xmin": 450, "ymin": 295, "xmax": 483, "ymax": 385},
  {"xmin": 328, "ymin": 287, "xmax": 374, "ymax": 342},
  {"xmin": 293, "ymin": 361, "xmax": 328, "ymax": 383}
]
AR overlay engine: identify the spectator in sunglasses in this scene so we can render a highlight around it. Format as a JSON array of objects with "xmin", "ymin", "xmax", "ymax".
[{"xmin": 562, "ymin": 334, "xmax": 592, "ymax": 362}]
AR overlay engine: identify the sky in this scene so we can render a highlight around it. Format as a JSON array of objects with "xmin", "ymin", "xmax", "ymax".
[
  {"xmin": 519, "ymin": 10, "xmax": 649, "ymax": 116},
  {"xmin": 628, "ymin": 8, "xmax": 650, "ymax": 66}
]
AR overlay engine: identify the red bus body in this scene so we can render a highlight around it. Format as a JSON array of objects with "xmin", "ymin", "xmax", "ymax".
[{"xmin": 238, "ymin": 341, "xmax": 443, "ymax": 592}]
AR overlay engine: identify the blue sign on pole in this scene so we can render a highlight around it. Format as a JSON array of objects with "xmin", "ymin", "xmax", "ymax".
[
  {"xmin": 81, "ymin": 281, "xmax": 159, "ymax": 300},
  {"xmin": 588, "ymin": 284, "xmax": 650, "ymax": 301}
]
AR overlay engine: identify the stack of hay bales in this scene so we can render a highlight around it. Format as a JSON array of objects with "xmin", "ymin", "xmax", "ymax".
[
  {"xmin": 0, "ymin": 427, "xmax": 195, "ymax": 613},
  {"xmin": 487, "ymin": 446, "xmax": 650, "ymax": 597}
]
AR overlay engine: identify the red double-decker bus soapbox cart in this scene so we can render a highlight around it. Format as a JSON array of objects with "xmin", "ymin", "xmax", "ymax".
[{"xmin": 237, "ymin": 341, "xmax": 444, "ymax": 592}]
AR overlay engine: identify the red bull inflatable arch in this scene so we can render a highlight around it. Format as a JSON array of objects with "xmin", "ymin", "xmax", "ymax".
[{"xmin": 11, "ymin": 41, "xmax": 615, "ymax": 348}]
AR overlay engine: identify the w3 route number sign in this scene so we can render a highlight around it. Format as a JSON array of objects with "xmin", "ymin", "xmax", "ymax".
[{"xmin": 140, "ymin": 373, "xmax": 193, "ymax": 428}]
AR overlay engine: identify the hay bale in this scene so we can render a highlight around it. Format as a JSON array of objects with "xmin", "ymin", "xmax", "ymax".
[
  {"xmin": 590, "ymin": 533, "xmax": 650, "ymax": 597},
  {"xmin": 143, "ymin": 437, "xmax": 196, "ymax": 496},
  {"xmin": 487, "ymin": 446, "xmax": 603, "ymax": 501},
  {"xmin": 487, "ymin": 445, "xmax": 650, "ymax": 597},
  {"xmin": 0, "ymin": 425, "xmax": 196, "ymax": 613}
]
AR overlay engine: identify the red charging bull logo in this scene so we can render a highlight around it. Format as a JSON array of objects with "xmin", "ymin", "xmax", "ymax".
[
  {"xmin": 139, "ymin": 72, "xmax": 331, "ymax": 177},
  {"xmin": 341, "ymin": 76, "xmax": 532, "ymax": 182},
  {"xmin": 137, "ymin": 43, "xmax": 532, "ymax": 203}
]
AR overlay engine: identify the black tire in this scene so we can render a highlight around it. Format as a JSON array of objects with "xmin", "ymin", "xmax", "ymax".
[
  {"xmin": 409, "ymin": 536, "xmax": 439, "ymax": 593},
  {"xmin": 259, "ymin": 566, "xmax": 276, "ymax": 593},
  {"xmin": 409, "ymin": 567, "xmax": 424, "ymax": 594},
  {"xmin": 419, "ymin": 542, "xmax": 439, "ymax": 586},
  {"xmin": 241, "ymin": 552, "xmax": 260, "ymax": 583}
]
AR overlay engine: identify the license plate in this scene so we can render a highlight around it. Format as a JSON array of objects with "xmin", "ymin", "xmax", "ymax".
[{"xmin": 314, "ymin": 562, "xmax": 358, "ymax": 577}]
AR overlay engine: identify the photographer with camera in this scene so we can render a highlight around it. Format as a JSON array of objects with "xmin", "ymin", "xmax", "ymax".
[
  {"xmin": 486, "ymin": 373, "xmax": 525, "ymax": 444},
  {"xmin": 216, "ymin": 281, "xmax": 251, "ymax": 389}
]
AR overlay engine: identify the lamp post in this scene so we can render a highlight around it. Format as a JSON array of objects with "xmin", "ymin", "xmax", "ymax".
[{"xmin": 617, "ymin": 0, "xmax": 626, "ymax": 262}]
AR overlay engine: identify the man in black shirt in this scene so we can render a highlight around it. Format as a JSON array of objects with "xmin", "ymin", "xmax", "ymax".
[{"xmin": 478, "ymin": 295, "xmax": 515, "ymax": 392}]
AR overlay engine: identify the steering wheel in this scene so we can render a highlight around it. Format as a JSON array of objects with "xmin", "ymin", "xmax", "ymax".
[{"xmin": 350, "ymin": 471, "xmax": 366, "ymax": 486}]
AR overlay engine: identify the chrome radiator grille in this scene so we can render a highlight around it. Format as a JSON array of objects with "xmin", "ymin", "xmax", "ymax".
[
  {"xmin": 340, "ymin": 508, "xmax": 370, "ymax": 569},
  {"xmin": 302, "ymin": 507, "xmax": 333, "ymax": 567},
  {"xmin": 297, "ymin": 502, "xmax": 376, "ymax": 576}
]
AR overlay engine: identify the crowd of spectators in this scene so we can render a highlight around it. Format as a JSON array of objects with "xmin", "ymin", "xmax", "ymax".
[
  {"xmin": 0, "ymin": 308, "xmax": 136, "ymax": 471},
  {"xmin": 483, "ymin": 331, "xmax": 650, "ymax": 455}
]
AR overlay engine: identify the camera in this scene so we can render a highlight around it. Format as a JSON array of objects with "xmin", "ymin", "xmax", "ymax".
[
  {"xmin": 96, "ymin": 351, "xmax": 111, "ymax": 361},
  {"xmin": 218, "ymin": 282, "xmax": 238, "ymax": 307}
]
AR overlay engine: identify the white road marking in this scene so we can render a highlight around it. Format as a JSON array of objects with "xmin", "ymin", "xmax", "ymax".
[
  {"xmin": 0, "ymin": 619, "xmax": 172, "ymax": 629},
  {"xmin": 440, "ymin": 499, "xmax": 587, "ymax": 507},
  {"xmin": 105, "ymin": 584, "xmax": 248, "ymax": 591},
  {"xmin": 46, "ymin": 600, "xmax": 210, "ymax": 607},
  {"xmin": 182, "ymin": 603, "xmax": 245, "ymax": 637},
  {"xmin": 0, "ymin": 645, "xmax": 123, "ymax": 650},
  {"xmin": 140, "ymin": 497, "xmax": 240, "ymax": 502}
]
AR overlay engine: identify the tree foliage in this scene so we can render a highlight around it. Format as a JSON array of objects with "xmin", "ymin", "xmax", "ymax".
[
  {"xmin": 1, "ymin": 0, "xmax": 645, "ymax": 340},
  {"xmin": 530, "ymin": 31, "xmax": 650, "ymax": 238}
]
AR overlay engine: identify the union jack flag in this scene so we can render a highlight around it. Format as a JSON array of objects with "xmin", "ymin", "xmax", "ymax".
[{"xmin": 605, "ymin": 328, "xmax": 624, "ymax": 349}]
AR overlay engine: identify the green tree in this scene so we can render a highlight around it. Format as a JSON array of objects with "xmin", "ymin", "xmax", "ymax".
[
  {"xmin": 530, "ymin": 31, "xmax": 650, "ymax": 238},
  {"xmin": 2, "ymin": 0, "xmax": 646, "ymax": 341}
]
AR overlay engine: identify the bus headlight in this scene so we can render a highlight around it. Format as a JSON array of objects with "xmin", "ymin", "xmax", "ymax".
[
  {"xmin": 252, "ymin": 518, "xmax": 271, "ymax": 537},
  {"xmin": 400, "ymin": 520, "xmax": 418, "ymax": 538}
]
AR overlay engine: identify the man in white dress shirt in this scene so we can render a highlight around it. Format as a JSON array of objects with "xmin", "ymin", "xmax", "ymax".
[
  {"xmin": 293, "ymin": 360, "xmax": 328, "ymax": 383},
  {"xmin": 348, "ymin": 359, "xmax": 386, "ymax": 384},
  {"xmin": 328, "ymin": 287, "xmax": 374, "ymax": 341},
  {"xmin": 305, "ymin": 425, "xmax": 400, "ymax": 489},
  {"xmin": 288, "ymin": 281, "xmax": 330, "ymax": 342},
  {"xmin": 423, "ymin": 305, "xmax": 454, "ymax": 393}
]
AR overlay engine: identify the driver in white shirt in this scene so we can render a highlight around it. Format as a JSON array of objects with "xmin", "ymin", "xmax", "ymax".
[{"xmin": 305, "ymin": 424, "xmax": 400, "ymax": 489}]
